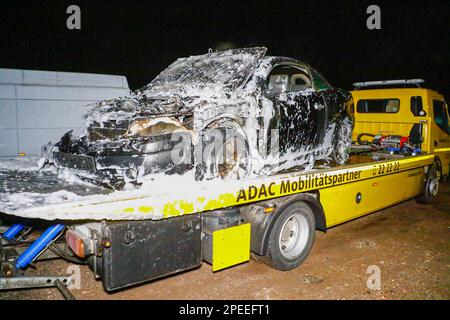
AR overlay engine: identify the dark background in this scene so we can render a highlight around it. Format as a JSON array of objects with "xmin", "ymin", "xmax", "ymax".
[{"xmin": 1, "ymin": 0, "xmax": 449, "ymax": 97}]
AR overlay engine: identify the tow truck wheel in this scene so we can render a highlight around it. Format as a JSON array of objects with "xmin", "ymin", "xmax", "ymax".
[
  {"xmin": 416, "ymin": 165, "xmax": 439, "ymax": 204},
  {"xmin": 265, "ymin": 202, "xmax": 315, "ymax": 271}
]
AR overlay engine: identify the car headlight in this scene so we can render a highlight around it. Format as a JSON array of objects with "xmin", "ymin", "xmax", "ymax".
[{"xmin": 126, "ymin": 117, "xmax": 189, "ymax": 137}]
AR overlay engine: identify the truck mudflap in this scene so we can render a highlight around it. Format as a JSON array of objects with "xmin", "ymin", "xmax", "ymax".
[{"xmin": 0, "ymin": 154, "xmax": 435, "ymax": 221}]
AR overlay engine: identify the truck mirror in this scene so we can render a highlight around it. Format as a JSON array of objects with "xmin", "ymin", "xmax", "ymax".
[{"xmin": 411, "ymin": 96, "xmax": 425, "ymax": 116}]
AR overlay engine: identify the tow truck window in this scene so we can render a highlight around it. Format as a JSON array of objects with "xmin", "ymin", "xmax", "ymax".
[
  {"xmin": 432, "ymin": 100, "xmax": 449, "ymax": 134},
  {"xmin": 357, "ymin": 99, "xmax": 400, "ymax": 113},
  {"xmin": 266, "ymin": 65, "xmax": 312, "ymax": 95}
]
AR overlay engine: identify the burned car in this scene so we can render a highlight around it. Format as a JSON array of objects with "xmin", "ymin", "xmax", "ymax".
[{"xmin": 43, "ymin": 47, "xmax": 354, "ymax": 189}]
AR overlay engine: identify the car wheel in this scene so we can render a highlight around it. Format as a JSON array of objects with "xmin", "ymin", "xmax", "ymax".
[
  {"xmin": 416, "ymin": 164, "xmax": 440, "ymax": 204},
  {"xmin": 196, "ymin": 121, "xmax": 251, "ymax": 180},
  {"xmin": 264, "ymin": 202, "xmax": 315, "ymax": 271},
  {"xmin": 331, "ymin": 116, "xmax": 353, "ymax": 164}
]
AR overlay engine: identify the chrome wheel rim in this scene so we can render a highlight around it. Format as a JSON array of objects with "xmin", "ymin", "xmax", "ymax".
[
  {"xmin": 278, "ymin": 213, "xmax": 309, "ymax": 259},
  {"xmin": 428, "ymin": 177, "xmax": 439, "ymax": 197}
]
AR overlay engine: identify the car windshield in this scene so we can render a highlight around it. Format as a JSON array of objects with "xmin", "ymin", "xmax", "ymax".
[{"xmin": 141, "ymin": 47, "xmax": 266, "ymax": 95}]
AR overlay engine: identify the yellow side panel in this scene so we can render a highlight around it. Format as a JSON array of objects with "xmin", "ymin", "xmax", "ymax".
[
  {"xmin": 212, "ymin": 224, "xmax": 251, "ymax": 272},
  {"xmin": 320, "ymin": 168, "xmax": 425, "ymax": 227}
]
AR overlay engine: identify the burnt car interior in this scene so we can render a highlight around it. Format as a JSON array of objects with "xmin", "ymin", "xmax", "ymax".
[{"xmin": 266, "ymin": 65, "xmax": 312, "ymax": 95}]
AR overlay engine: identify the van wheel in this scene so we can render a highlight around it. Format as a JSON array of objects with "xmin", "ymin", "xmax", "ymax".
[
  {"xmin": 264, "ymin": 202, "xmax": 315, "ymax": 271},
  {"xmin": 416, "ymin": 165, "xmax": 439, "ymax": 204}
]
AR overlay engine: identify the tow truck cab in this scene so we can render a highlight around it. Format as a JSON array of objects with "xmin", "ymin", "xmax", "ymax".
[{"xmin": 351, "ymin": 79, "xmax": 450, "ymax": 179}]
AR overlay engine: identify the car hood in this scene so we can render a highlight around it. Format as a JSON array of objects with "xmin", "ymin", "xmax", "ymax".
[
  {"xmin": 87, "ymin": 95, "xmax": 188, "ymax": 123},
  {"xmin": 83, "ymin": 47, "xmax": 267, "ymax": 133},
  {"xmin": 82, "ymin": 95, "xmax": 191, "ymax": 141}
]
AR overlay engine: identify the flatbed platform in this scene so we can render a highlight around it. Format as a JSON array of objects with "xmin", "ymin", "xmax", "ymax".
[
  {"xmin": 0, "ymin": 152, "xmax": 435, "ymax": 222},
  {"xmin": 0, "ymin": 151, "xmax": 442, "ymax": 292},
  {"xmin": 0, "ymin": 158, "xmax": 110, "ymax": 217}
]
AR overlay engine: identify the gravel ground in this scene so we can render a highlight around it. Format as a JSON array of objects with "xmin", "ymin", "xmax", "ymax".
[{"xmin": 1, "ymin": 182, "xmax": 449, "ymax": 300}]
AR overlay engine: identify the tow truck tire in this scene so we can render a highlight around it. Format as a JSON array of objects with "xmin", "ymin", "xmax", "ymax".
[
  {"xmin": 416, "ymin": 165, "xmax": 439, "ymax": 204},
  {"xmin": 264, "ymin": 202, "xmax": 315, "ymax": 271}
]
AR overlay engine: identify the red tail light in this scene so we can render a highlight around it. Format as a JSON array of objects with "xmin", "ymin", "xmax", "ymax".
[{"xmin": 66, "ymin": 230, "xmax": 86, "ymax": 258}]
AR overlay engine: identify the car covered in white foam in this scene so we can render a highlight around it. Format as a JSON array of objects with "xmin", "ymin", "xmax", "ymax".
[{"xmin": 42, "ymin": 47, "xmax": 354, "ymax": 189}]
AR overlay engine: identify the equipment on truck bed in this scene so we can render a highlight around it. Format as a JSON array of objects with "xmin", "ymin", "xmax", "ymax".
[{"xmin": 356, "ymin": 133, "xmax": 421, "ymax": 156}]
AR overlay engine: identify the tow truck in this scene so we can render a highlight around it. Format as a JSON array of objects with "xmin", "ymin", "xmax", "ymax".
[
  {"xmin": 352, "ymin": 79, "xmax": 450, "ymax": 179},
  {"xmin": 0, "ymin": 79, "xmax": 448, "ymax": 295}
]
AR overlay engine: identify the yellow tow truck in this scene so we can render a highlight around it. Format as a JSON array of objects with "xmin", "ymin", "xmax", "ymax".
[{"xmin": 0, "ymin": 80, "xmax": 448, "ymax": 293}]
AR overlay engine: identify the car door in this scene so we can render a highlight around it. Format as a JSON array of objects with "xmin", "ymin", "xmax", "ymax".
[
  {"xmin": 262, "ymin": 64, "xmax": 324, "ymax": 155},
  {"xmin": 309, "ymin": 68, "xmax": 340, "ymax": 143}
]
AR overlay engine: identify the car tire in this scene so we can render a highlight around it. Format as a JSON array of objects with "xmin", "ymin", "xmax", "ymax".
[
  {"xmin": 416, "ymin": 164, "xmax": 440, "ymax": 204},
  {"xmin": 264, "ymin": 202, "xmax": 315, "ymax": 271},
  {"xmin": 331, "ymin": 116, "xmax": 353, "ymax": 164},
  {"xmin": 196, "ymin": 121, "xmax": 251, "ymax": 180}
]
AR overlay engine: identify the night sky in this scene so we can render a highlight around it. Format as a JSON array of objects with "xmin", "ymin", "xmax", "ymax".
[{"xmin": 1, "ymin": 0, "xmax": 449, "ymax": 97}]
